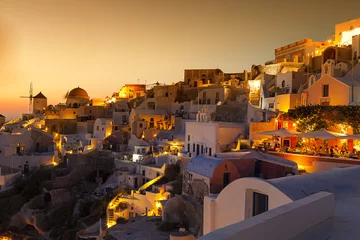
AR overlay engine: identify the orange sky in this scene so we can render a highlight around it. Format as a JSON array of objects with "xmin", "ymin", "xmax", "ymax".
[{"xmin": 1, "ymin": 0, "xmax": 360, "ymax": 119}]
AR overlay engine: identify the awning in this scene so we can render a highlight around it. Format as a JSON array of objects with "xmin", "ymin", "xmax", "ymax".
[
  {"xmin": 257, "ymin": 128, "xmax": 300, "ymax": 137},
  {"xmin": 337, "ymin": 134, "xmax": 360, "ymax": 139},
  {"xmin": 297, "ymin": 129, "xmax": 345, "ymax": 139}
]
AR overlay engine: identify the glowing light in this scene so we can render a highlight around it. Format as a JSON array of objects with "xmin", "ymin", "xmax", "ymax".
[
  {"xmin": 45, "ymin": 127, "xmax": 48, "ymax": 132},
  {"xmin": 52, "ymin": 160, "xmax": 58, "ymax": 166},
  {"xmin": 248, "ymin": 80, "xmax": 261, "ymax": 92},
  {"xmin": 155, "ymin": 201, "xmax": 161, "ymax": 208},
  {"xmin": 340, "ymin": 27, "xmax": 360, "ymax": 46},
  {"xmin": 292, "ymin": 123, "xmax": 297, "ymax": 127}
]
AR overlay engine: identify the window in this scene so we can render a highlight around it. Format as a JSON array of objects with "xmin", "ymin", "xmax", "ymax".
[
  {"xmin": 269, "ymin": 103, "xmax": 274, "ymax": 109},
  {"xmin": 122, "ymin": 115, "xmax": 127, "ymax": 123},
  {"xmin": 203, "ymin": 92, "xmax": 206, "ymax": 99},
  {"xmin": 139, "ymin": 123, "xmax": 143, "ymax": 128},
  {"xmin": 196, "ymin": 144, "xmax": 200, "ymax": 155},
  {"xmin": 193, "ymin": 144, "xmax": 195, "ymax": 152},
  {"xmin": 209, "ymin": 147, "xmax": 212, "ymax": 156},
  {"xmin": 102, "ymin": 128, "xmax": 104, "ymax": 131},
  {"xmin": 149, "ymin": 118, "xmax": 154, "ymax": 128},
  {"xmin": 322, "ymin": 84, "xmax": 329, "ymax": 97},
  {"xmin": 201, "ymin": 145, "xmax": 203, "ymax": 154},
  {"xmin": 142, "ymin": 170, "xmax": 145, "ymax": 176},
  {"xmin": 137, "ymin": 148, "xmax": 140, "ymax": 154},
  {"xmin": 281, "ymin": 80, "xmax": 285, "ymax": 87},
  {"xmin": 188, "ymin": 135, "xmax": 190, "ymax": 141},
  {"xmin": 156, "ymin": 173, "xmax": 160, "ymax": 177},
  {"xmin": 141, "ymin": 148, "xmax": 145, "ymax": 154},
  {"xmin": 187, "ymin": 144, "xmax": 190, "ymax": 152},
  {"xmin": 136, "ymin": 93, "xmax": 140, "ymax": 98},
  {"xmin": 189, "ymin": 173, "xmax": 193, "ymax": 181},
  {"xmin": 215, "ymin": 92, "xmax": 220, "ymax": 103},
  {"xmin": 165, "ymin": 92, "xmax": 168, "ymax": 97},
  {"xmin": 252, "ymin": 192, "xmax": 269, "ymax": 217}
]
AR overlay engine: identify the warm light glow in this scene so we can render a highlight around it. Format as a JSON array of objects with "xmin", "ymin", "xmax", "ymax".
[
  {"xmin": 292, "ymin": 123, "xmax": 297, "ymax": 127},
  {"xmin": 45, "ymin": 127, "xmax": 48, "ymax": 132},
  {"xmin": 52, "ymin": 160, "xmax": 58, "ymax": 166},
  {"xmin": 155, "ymin": 201, "xmax": 161, "ymax": 209},
  {"xmin": 248, "ymin": 80, "xmax": 261, "ymax": 92},
  {"xmin": 340, "ymin": 27, "xmax": 360, "ymax": 46}
]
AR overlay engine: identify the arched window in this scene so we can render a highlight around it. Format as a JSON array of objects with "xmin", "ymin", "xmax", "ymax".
[{"xmin": 281, "ymin": 80, "xmax": 285, "ymax": 88}]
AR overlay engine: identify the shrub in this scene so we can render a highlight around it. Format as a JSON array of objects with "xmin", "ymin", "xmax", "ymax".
[{"xmin": 157, "ymin": 221, "xmax": 177, "ymax": 232}]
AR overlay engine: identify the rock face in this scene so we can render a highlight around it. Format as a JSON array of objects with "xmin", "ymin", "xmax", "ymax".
[
  {"xmin": 9, "ymin": 188, "xmax": 75, "ymax": 235},
  {"xmin": 162, "ymin": 195, "xmax": 203, "ymax": 237}
]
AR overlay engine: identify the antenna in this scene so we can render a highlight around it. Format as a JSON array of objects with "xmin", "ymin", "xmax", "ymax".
[{"xmin": 20, "ymin": 82, "xmax": 34, "ymax": 114}]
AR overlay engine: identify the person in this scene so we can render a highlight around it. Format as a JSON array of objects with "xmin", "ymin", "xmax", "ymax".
[
  {"xmin": 340, "ymin": 146, "xmax": 345, "ymax": 155},
  {"xmin": 330, "ymin": 146, "xmax": 334, "ymax": 157},
  {"xmin": 349, "ymin": 149, "xmax": 357, "ymax": 159}
]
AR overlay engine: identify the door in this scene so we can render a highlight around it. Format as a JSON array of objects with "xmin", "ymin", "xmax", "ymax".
[
  {"xmin": 223, "ymin": 172, "xmax": 230, "ymax": 187},
  {"xmin": 254, "ymin": 160, "xmax": 261, "ymax": 177},
  {"xmin": 209, "ymin": 148, "xmax": 212, "ymax": 156},
  {"xmin": 196, "ymin": 144, "xmax": 200, "ymax": 156},
  {"xmin": 134, "ymin": 177, "xmax": 138, "ymax": 189},
  {"xmin": 283, "ymin": 139, "xmax": 290, "ymax": 148},
  {"xmin": 252, "ymin": 192, "xmax": 269, "ymax": 216}
]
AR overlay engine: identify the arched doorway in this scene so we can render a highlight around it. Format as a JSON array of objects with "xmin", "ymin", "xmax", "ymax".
[{"xmin": 149, "ymin": 118, "xmax": 154, "ymax": 128}]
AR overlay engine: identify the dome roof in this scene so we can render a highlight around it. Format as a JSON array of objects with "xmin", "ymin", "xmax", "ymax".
[{"xmin": 68, "ymin": 87, "xmax": 89, "ymax": 99}]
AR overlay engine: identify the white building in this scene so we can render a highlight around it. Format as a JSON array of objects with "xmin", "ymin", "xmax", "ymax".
[
  {"xmin": 301, "ymin": 63, "xmax": 360, "ymax": 106},
  {"xmin": 185, "ymin": 109, "xmax": 247, "ymax": 157},
  {"xmin": 201, "ymin": 166, "xmax": 360, "ymax": 240},
  {"xmin": 0, "ymin": 129, "xmax": 55, "ymax": 168},
  {"xmin": 0, "ymin": 166, "xmax": 21, "ymax": 190},
  {"xmin": 93, "ymin": 118, "xmax": 113, "ymax": 139}
]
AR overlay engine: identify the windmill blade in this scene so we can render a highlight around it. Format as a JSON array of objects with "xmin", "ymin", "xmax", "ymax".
[{"xmin": 30, "ymin": 82, "xmax": 33, "ymax": 98}]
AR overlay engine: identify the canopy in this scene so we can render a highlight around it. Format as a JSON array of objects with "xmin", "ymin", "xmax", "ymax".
[
  {"xmin": 337, "ymin": 134, "xmax": 360, "ymax": 140},
  {"xmin": 257, "ymin": 128, "xmax": 300, "ymax": 137},
  {"xmin": 297, "ymin": 129, "xmax": 345, "ymax": 139}
]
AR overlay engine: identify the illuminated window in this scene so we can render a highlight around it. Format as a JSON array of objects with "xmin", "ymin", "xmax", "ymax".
[{"xmin": 322, "ymin": 85, "xmax": 329, "ymax": 97}]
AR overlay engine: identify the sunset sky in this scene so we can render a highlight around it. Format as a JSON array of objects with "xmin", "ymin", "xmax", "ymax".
[{"xmin": 1, "ymin": 0, "xmax": 360, "ymax": 119}]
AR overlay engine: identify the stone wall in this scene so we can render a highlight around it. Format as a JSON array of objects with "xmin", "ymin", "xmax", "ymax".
[{"xmin": 213, "ymin": 103, "xmax": 248, "ymax": 123}]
